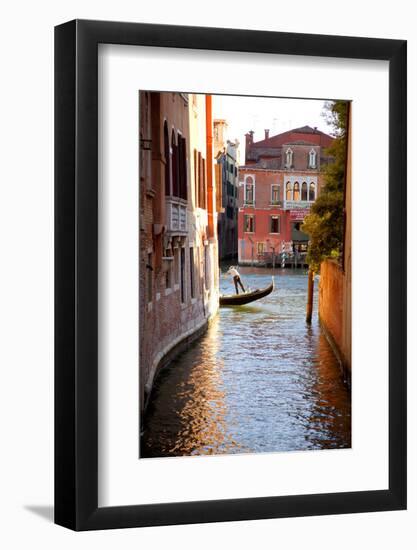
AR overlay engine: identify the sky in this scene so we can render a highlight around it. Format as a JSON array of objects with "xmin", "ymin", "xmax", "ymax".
[{"xmin": 211, "ymin": 94, "xmax": 335, "ymax": 162}]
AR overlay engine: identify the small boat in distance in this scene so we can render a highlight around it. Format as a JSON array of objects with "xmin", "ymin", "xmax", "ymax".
[{"xmin": 219, "ymin": 278, "xmax": 274, "ymax": 306}]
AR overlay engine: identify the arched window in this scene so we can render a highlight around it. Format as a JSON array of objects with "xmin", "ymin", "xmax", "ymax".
[
  {"xmin": 171, "ymin": 130, "xmax": 179, "ymax": 197},
  {"xmin": 301, "ymin": 182, "xmax": 308, "ymax": 201},
  {"xmin": 309, "ymin": 182, "xmax": 316, "ymax": 201},
  {"xmin": 285, "ymin": 148, "xmax": 293, "ymax": 168},
  {"xmin": 245, "ymin": 176, "xmax": 254, "ymax": 204},
  {"xmin": 286, "ymin": 181, "xmax": 292, "ymax": 201},
  {"xmin": 309, "ymin": 149, "xmax": 317, "ymax": 168},
  {"xmin": 293, "ymin": 182, "xmax": 300, "ymax": 201},
  {"xmin": 164, "ymin": 121, "xmax": 171, "ymax": 196}
]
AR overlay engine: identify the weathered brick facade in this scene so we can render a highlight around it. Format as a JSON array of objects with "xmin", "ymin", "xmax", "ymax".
[
  {"xmin": 238, "ymin": 126, "xmax": 334, "ymax": 265},
  {"xmin": 139, "ymin": 92, "xmax": 219, "ymax": 412}
]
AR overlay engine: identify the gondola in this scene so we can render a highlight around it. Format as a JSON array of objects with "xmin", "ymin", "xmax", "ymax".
[{"xmin": 219, "ymin": 278, "xmax": 274, "ymax": 306}]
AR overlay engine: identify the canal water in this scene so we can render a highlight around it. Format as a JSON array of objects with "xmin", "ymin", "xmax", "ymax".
[{"xmin": 141, "ymin": 267, "xmax": 351, "ymax": 458}]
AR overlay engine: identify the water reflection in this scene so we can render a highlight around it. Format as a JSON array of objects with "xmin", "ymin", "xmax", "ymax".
[{"xmin": 141, "ymin": 268, "xmax": 351, "ymax": 458}]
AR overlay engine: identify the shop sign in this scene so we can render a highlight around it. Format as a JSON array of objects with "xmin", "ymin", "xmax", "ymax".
[{"xmin": 290, "ymin": 208, "xmax": 310, "ymax": 221}]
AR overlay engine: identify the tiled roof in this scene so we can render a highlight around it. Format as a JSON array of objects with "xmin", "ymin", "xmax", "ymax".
[
  {"xmin": 292, "ymin": 125, "xmax": 323, "ymax": 134},
  {"xmin": 249, "ymin": 126, "xmax": 334, "ymax": 148},
  {"xmin": 282, "ymin": 140, "xmax": 319, "ymax": 146}
]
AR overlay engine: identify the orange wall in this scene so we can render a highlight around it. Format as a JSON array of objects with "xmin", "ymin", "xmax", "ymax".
[
  {"xmin": 319, "ymin": 260, "xmax": 351, "ymax": 376},
  {"xmin": 319, "ymin": 260, "xmax": 343, "ymax": 349}
]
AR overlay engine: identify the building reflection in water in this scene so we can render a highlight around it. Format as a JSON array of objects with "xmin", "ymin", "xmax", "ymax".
[
  {"xmin": 142, "ymin": 315, "xmax": 244, "ymax": 457},
  {"xmin": 303, "ymin": 331, "xmax": 351, "ymax": 449},
  {"xmin": 141, "ymin": 270, "xmax": 351, "ymax": 458}
]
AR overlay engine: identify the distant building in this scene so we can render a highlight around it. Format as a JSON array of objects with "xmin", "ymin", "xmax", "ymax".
[
  {"xmin": 238, "ymin": 126, "xmax": 335, "ymax": 265},
  {"xmin": 139, "ymin": 92, "xmax": 219, "ymax": 412},
  {"xmin": 214, "ymin": 119, "xmax": 239, "ymax": 261}
]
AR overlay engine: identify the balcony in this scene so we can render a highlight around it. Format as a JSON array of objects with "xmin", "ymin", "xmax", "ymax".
[
  {"xmin": 165, "ymin": 197, "xmax": 187, "ymax": 234},
  {"xmin": 283, "ymin": 199, "xmax": 314, "ymax": 210}
]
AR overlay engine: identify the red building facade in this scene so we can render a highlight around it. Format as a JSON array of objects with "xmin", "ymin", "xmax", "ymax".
[{"xmin": 238, "ymin": 126, "xmax": 334, "ymax": 265}]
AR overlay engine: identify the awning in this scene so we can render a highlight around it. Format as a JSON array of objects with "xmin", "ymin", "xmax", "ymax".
[{"xmin": 291, "ymin": 228, "xmax": 309, "ymax": 242}]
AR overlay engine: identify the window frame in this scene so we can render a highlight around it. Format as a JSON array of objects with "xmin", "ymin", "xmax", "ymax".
[
  {"xmin": 270, "ymin": 214, "xmax": 281, "ymax": 234},
  {"xmin": 244, "ymin": 175, "xmax": 255, "ymax": 205},
  {"xmin": 244, "ymin": 213, "xmax": 255, "ymax": 233},
  {"xmin": 271, "ymin": 183, "xmax": 281, "ymax": 205}
]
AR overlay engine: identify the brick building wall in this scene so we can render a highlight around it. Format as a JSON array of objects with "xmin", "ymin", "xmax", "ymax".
[{"xmin": 139, "ymin": 92, "xmax": 219, "ymax": 412}]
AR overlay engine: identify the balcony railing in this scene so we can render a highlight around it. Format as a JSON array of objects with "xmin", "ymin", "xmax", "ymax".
[
  {"xmin": 165, "ymin": 197, "xmax": 187, "ymax": 234},
  {"xmin": 283, "ymin": 199, "xmax": 314, "ymax": 210}
]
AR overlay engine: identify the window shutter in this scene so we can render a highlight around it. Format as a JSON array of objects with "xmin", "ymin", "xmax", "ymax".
[
  {"xmin": 181, "ymin": 137, "xmax": 187, "ymax": 200},
  {"xmin": 194, "ymin": 149, "xmax": 198, "ymax": 206},
  {"xmin": 202, "ymin": 158, "xmax": 206, "ymax": 209}
]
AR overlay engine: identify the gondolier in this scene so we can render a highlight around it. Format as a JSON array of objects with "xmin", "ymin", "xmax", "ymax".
[{"xmin": 227, "ymin": 266, "xmax": 246, "ymax": 294}]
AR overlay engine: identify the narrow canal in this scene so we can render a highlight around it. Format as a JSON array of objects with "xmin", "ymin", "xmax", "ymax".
[{"xmin": 141, "ymin": 267, "xmax": 351, "ymax": 458}]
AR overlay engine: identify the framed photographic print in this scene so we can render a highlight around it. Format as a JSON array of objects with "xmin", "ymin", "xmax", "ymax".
[{"xmin": 55, "ymin": 20, "xmax": 406, "ymax": 530}]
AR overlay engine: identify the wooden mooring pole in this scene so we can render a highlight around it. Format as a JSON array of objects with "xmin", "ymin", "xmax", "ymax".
[{"xmin": 306, "ymin": 269, "xmax": 314, "ymax": 323}]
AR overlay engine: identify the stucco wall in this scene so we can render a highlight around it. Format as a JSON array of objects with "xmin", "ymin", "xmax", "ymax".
[{"xmin": 319, "ymin": 260, "xmax": 351, "ymax": 377}]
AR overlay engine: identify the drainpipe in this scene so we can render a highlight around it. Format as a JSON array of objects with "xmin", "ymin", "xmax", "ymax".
[{"xmin": 205, "ymin": 95, "xmax": 214, "ymax": 240}]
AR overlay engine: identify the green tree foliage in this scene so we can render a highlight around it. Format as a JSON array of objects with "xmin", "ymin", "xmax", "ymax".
[{"xmin": 302, "ymin": 100, "xmax": 348, "ymax": 271}]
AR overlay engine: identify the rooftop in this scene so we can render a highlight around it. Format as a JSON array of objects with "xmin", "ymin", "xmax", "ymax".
[{"xmin": 247, "ymin": 125, "xmax": 334, "ymax": 149}]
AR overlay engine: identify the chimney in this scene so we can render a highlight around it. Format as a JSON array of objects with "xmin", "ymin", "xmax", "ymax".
[
  {"xmin": 245, "ymin": 130, "xmax": 254, "ymax": 147},
  {"xmin": 264, "ymin": 129, "xmax": 270, "ymax": 140},
  {"xmin": 245, "ymin": 131, "xmax": 254, "ymax": 164}
]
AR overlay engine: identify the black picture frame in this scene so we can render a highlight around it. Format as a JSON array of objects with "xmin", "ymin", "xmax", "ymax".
[{"xmin": 55, "ymin": 19, "xmax": 407, "ymax": 531}]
